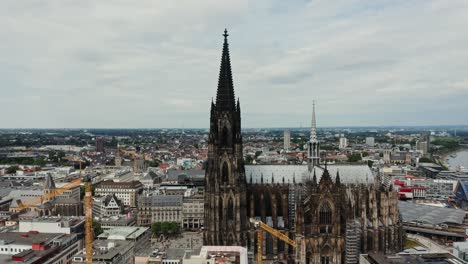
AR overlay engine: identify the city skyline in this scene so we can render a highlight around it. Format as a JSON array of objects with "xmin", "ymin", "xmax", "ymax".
[{"xmin": 1, "ymin": 0, "xmax": 468, "ymax": 128}]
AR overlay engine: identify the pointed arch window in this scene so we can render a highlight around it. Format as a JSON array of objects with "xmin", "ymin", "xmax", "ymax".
[
  {"xmin": 220, "ymin": 126, "xmax": 230, "ymax": 147},
  {"xmin": 222, "ymin": 162, "xmax": 229, "ymax": 183},
  {"xmin": 219, "ymin": 197, "xmax": 223, "ymax": 223},
  {"xmin": 319, "ymin": 202, "xmax": 332, "ymax": 225},
  {"xmin": 321, "ymin": 246, "xmax": 331, "ymax": 264},
  {"xmin": 228, "ymin": 197, "xmax": 234, "ymax": 220},
  {"xmin": 306, "ymin": 251, "xmax": 312, "ymax": 264}
]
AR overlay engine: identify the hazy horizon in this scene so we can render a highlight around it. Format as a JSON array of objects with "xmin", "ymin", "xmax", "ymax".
[{"xmin": 0, "ymin": 124, "xmax": 467, "ymax": 130}]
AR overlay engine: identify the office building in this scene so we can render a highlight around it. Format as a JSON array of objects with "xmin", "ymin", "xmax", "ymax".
[
  {"xmin": 365, "ymin": 137, "xmax": 375, "ymax": 146},
  {"xmin": 96, "ymin": 136, "xmax": 105, "ymax": 153},
  {"xmin": 339, "ymin": 137, "xmax": 348, "ymax": 149},
  {"xmin": 283, "ymin": 130, "xmax": 291, "ymax": 151}
]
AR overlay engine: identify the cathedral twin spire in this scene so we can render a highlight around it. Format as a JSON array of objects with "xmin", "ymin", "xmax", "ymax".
[
  {"xmin": 310, "ymin": 100, "xmax": 318, "ymax": 143},
  {"xmin": 215, "ymin": 29, "xmax": 236, "ymax": 112},
  {"xmin": 308, "ymin": 100, "xmax": 320, "ymax": 171},
  {"xmin": 204, "ymin": 29, "xmax": 248, "ymax": 247}
]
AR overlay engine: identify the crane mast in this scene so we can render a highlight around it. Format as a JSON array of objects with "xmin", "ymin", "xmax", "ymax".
[
  {"xmin": 250, "ymin": 218, "xmax": 297, "ymax": 264},
  {"xmin": 79, "ymin": 160, "xmax": 93, "ymax": 264},
  {"xmin": 84, "ymin": 178, "xmax": 93, "ymax": 264}
]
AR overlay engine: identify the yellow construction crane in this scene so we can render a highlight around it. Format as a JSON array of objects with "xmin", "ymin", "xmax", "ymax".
[
  {"xmin": 83, "ymin": 172, "xmax": 93, "ymax": 264},
  {"xmin": 18, "ymin": 159, "xmax": 94, "ymax": 264},
  {"xmin": 72, "ymin": 159, "xmax": 94, "ymax": 264},
  {"xmin": 250, "ymin": 218, "xmax": 297, "ymax": 264}
]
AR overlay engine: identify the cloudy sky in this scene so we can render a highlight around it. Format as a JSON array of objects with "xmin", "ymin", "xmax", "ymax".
[{"xmin": 1, "ymin": 0, "xmax": 467, "ymax": 128}]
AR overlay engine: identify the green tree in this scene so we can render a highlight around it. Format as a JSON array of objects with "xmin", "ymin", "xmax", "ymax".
[
  {"xmin": 367, "ymin": 160, "xmax": 374, "ymax": 168},
  {"xmin": 80, "ymin": 186, "xmax": 85, "ymax": 200},
  {"xmin": 362, "ymin": 151, "xmax": 369, "ymax": 157},
  {"xmin": 347, "ymin": 154, "xmax": 362, "ymax": 162},
  {"xmin": 419, "ymin": 157, "xmax": 433, "ymax": 163},
  {"xmin": 57, "ymin": 151, "xmax": 65, "ymax": 161},
  {"xmin": 7, "ymin": 165, "xmax": 19, "ymax": 174},
  {"xmin": 151, "ymin": 222, "xmax": 162, "ymax": 234},
  {"xmin": 245, "ymin": 155, "xmax": 253, "ymax": 165},
  {"xmin": 151, "ymin": 222, "xmax": 180, "ymax": 235}
]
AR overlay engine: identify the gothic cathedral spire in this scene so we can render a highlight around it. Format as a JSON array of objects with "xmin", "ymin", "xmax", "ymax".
[
  {"xmin": 307, "ymin": 100, "xmax": 320, "ymax": 171},
  {"xmin": 216, "ymin": 29, "xmax": 236, "ymax": 112},
  {"xmin": 204, "ymin": 29, "xmax": 248, "ymax": 247}
]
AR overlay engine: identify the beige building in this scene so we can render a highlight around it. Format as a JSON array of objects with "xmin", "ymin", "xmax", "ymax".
[
  {"xmin": 182, "ymin": 195, "xmax": 204, "ymax": 230},
  {"xmin": 137, "ymin": 195, "xmax": 183, "ymax": 227}
]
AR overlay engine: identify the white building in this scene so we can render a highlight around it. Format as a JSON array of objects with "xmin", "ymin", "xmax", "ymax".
[
  {"xmin": 339, "ymin": 137, "xmax": 348, "ymax": 149},
  {"xmin": 93, "ymin": 194, "xmax": 124, "ymax": 219},
  {"xmin": 284, "ymin": 130, "xmax": 291, "ymax": 151},
  {"xmin": 72, "ymin": 240, "xmax": 134, "ymax": 264},
  {"xmin": 96, "ymin": 226, "xmax": 150, "ymax": 253},
  {"xmin": 184, "ymin": 246, "xmax": 248, "ymax": 264},
  {"xmin": 95, "ymin": 180, "xmax": 143, "ymax": 207},
  {"xmin": 182, "ymin": 195, "xmax": 204, "ymax": 230},
  {"xmin": 453, "ymin": 241, "xmax": 468, "ymax": 262},
  {"xmin": 365, "ymin": 137, "xmax": 375, "ymax": 146},
  {"xmin": 19, "ymin": 217, "xmax": 85, "ymax": 234},
  {"xmin": 138, "ymin": 195, "xmax": 183, "ymax": 226},
  {"xmin": 0, "ymin": 232, "xmax": 81, "ymax": 264},
  {"xmin": 151, "ymin": 195, "xmax": 183, "ymax": 225}
]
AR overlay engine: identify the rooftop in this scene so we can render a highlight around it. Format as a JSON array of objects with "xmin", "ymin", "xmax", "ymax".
[
  {"xmin": 73, "ymin": 240, "xmax": 133, "ymax": 262},
  {"xmin": 151, "ymin": 195, "xmax": 183, "ymax": 207},
  {"xmin": 167, "ymin": 169, "xmax": 204, "ymax": 181},
  {"xmin": 398, "ymin": 201, "xmax": 467, "ymax": 225},
  {"xmin": 19, "ymin": 216, "xmax": 84, "ymax": 226},
  {"xmin": 97, "ymin": 226, "xmax": 149, "ymax": 240},
  {"xmin": 245, "ymin": 164, "xmax": 374, "ymax": 184},
  {"xmin": 0, "ymin": 232, "xmax": 64, "ymax": 246},
  {"xmin": 96, "ymin": 180, "xmax": 143, "ymax": 189},
  {"xmin": 362, "ymin": 252, "xmax": 465, "ymax": 264}
]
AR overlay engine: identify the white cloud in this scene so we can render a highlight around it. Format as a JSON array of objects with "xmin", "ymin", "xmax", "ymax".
[{"xmin": 0, "ymin": 0, "xmax": 467, "ymax": 128}]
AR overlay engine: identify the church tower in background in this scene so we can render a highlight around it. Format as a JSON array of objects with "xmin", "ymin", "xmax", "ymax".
[
  {"xmin": 307, "ymin": 101, "xmax": 320, "ymax": 171},
  {"xmin": 203, "ymin": 29, "xmax": 249, "ymax": 246}
]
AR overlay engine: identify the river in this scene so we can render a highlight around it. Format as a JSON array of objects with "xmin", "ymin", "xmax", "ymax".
[{"xmin": 446, "ymin": 150, "xmax": 468, "ymax": 171}]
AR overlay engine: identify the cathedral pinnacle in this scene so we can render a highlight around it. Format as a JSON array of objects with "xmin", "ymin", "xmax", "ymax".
[
  {"xmin": 320, "ymin": 162, "xmax": 333, "ymax": 185},
  {"xmin": 312, "ymin": 169, "xmax": 317, "ymax": 185},
  {"xmin": 216, "ymin": 29, "xmax": 236, "ymax": 111},
  {"xmin": 336, "ymin": 169, "xmax": 341, "ymax": 185}
]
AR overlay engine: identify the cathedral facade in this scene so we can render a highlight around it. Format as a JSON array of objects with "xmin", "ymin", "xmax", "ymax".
[{"xmin": 204, "ymin": 30, "xmax": 404, "ymax": 264}]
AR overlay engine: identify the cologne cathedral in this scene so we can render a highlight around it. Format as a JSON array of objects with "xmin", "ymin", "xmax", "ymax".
[{"xmin": 203, "ymin": 30, "xmax": 404, "ymax": 264}]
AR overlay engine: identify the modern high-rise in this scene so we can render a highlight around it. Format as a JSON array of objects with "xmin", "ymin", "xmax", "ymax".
[
  {"xmin": 339, "ymin": 137, "xmax": 348, "ymax": 149},
  {"xmin": 283, "ymin": 130, "xmax": 291, "ymax": 151},
  {"xmin": 365, "ymin": 137, "xmax": 375, "ymax": 146},
  {"xmin": 96, "ymin": 136, "xmax": 105, "ymax": 153}
]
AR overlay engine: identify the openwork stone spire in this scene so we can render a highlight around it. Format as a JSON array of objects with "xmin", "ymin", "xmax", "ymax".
[
  {"xmin": 307, "ymin": 100, "xmax": 320, "ymax": 171},
  {"xmin": 45, "ymin": 173, "xmax": 56, "ymax": 189},
  {"xmin": 310, "ymin": 100, "xmax": 318, "ymax": 143},
  {"xmin": 215, "ymin": 29, "xmax": 236, "ymax": 111}
]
